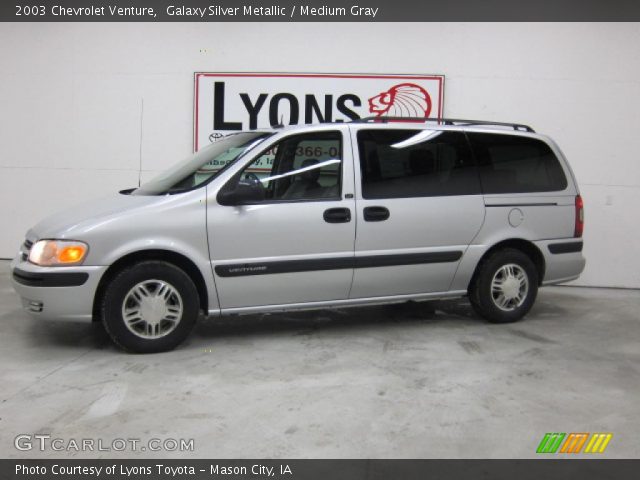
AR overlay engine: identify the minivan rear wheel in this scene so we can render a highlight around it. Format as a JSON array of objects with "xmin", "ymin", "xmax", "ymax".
[
  {"xmin": 101, "ymin": 261, "xmax": 199, "ymax": 353},
  {"xmin": 469, "ymin": 248, "xmax": 538, "ymax": 323}
]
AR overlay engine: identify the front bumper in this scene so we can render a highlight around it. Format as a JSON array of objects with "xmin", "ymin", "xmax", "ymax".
[{"xmin": 10, "ymin": 256, "xmax": 108, "ymax": 322}]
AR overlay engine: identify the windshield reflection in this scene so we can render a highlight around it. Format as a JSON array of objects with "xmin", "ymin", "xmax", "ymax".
[{"xmin": 134, "ymin": 132, "xmax": 272, "ymax": 195}]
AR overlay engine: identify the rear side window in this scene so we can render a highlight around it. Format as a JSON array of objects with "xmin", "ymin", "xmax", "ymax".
[
  {"xmin": 357, "ymin": 130, "xmax": 481, "ymax": 199},
  {"xmin": 467, "ymin": 133, "xmax": 568, "ymax": 194}
]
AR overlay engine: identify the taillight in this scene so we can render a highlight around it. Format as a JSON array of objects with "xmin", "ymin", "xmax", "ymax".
[{"xmin": 574, "ymin": 195, "xmax": 584, "ymax": 238}]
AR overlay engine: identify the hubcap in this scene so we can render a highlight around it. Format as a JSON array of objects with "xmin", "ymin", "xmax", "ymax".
[
  {"xmin": 490, "ymin": 263, "xmax": 529, "ymax": 311},
  {"xmin": 122, "ymin": 280, "xmax": 183, "ymax": 339}
]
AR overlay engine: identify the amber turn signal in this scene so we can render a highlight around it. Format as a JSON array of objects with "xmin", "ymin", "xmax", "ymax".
[{"xmin": 57, "ymin": 245, "xmax": 87, "ymax": 263}]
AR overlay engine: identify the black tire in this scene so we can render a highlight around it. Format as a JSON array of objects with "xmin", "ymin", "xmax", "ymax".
[
  {"xmin": 101, "ymin": 260, "xmax": 199, "ymax": 353},
  {"xmin": 469, "ymin": 248, "xmax": 539, "ymax": 324}
]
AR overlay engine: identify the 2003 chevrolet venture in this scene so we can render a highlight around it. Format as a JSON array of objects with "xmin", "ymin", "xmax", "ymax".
[{"xmin": 11, "ymin": 118, "xmax": 585, "ymax": 352}]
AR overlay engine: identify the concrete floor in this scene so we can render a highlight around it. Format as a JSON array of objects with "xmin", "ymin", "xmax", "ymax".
[{"xmin": 0, "ymin": 259, "xmax": 638, "ymax": 459}]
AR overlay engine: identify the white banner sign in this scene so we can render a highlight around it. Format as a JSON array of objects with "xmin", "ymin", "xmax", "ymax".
[{"xmin": 193, "ymin": 73, "xmax": 445, "ymax": 151}]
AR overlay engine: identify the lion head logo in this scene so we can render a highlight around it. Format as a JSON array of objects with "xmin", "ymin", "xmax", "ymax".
[{"xmin": 368, "ymin": 83, "xmax": 432, "ymax": 118}]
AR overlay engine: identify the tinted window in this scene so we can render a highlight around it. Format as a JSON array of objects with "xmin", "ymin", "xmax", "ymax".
[
  {"xmin": 237, "ymin": 131, "xmax": 342, "ymax": 202},
  {"xmin": 358, "ymin": 130, "xmax": 480, "ymax": 199},
  {"xmin": 468, "ymin": 133, "xmax": 568, "ymax": 194}
]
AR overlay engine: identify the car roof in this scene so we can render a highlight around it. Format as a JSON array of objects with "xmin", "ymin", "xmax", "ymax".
[{"xmin": 263, "ymin": 117, "xmax": 542, "ymax": 139}]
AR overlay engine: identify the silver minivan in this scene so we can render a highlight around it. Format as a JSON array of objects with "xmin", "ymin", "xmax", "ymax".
[{"xmin": 11, "ymin": 118, "xmax": 586, "ymax": 352}]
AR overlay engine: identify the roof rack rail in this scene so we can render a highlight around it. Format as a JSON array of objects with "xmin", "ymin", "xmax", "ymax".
[{"xmin": 351, "ymin": 116, "xmax": 535, "ymax": 133}]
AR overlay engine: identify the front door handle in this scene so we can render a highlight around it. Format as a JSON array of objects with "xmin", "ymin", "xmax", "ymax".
[
  {"xmin": 363, "ymin": 206, "xmax": 390, "ymax": 222},
  {"xmin": 324, "ymin": 207, "xmax": 351, "ymax": 223}
]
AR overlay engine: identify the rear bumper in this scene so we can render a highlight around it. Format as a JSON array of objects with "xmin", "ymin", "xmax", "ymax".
[
  {"xmin": 534, "ymin": 239, "xmax": 586, "ymax": 285},
  {"xmin": 10, "ymin": 256, "xmax": 107, "ymax": 322}
]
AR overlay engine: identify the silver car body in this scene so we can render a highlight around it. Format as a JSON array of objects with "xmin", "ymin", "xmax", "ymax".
[{"xmin": 11, "ymin": 122, "xmax": 586, "ymax": 321}]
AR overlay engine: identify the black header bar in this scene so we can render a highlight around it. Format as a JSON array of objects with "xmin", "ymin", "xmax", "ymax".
[{"xmin": 3, "ymin": 0, "xmax": 640, "ymax": 22}]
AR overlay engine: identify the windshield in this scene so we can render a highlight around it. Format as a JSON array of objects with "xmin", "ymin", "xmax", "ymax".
[{"xmin": 133, "ymin": 132, "xmax": 272, "ymax": 195}]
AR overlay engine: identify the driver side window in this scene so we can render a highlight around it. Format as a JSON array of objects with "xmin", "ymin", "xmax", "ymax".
[{"xmin": 239, "ymin": 131, "xmax": 343, "ymax": 202}]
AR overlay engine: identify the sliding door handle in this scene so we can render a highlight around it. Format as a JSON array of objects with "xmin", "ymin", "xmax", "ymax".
[{"xmin": 363, "ymin": 206, "xmax": 390, "ymax": 222}]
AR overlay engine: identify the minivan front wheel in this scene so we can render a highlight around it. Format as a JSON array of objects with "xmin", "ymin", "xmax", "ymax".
[
  {"xmin": 469, "ymin": 248, "xmax": 539, "ymax": 323},
  {"xmin": 101, "ymin": 261, "xmax": 199, "ymax": 353}
]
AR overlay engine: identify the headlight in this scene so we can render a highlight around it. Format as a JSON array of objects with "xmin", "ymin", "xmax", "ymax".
[{"xmin": 28, "ymin": 240, "xmax": 88, "ymax": 266}]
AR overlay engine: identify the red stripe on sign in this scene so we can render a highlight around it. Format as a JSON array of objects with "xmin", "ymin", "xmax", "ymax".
[
  {"xmin": 194, "ymin": 73, "xmax": 201, "ymax": 152},
  {"xmin": 194, "ymin": 72, "xmax": 444, "ymax": 81}
]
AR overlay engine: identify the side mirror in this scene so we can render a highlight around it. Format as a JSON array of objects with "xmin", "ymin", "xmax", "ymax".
[{"xmin": 217, "ymin": 179, "xmax": 265, "ymax": 206}]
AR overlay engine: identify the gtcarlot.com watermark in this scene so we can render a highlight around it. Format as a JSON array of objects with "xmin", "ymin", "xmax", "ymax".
[{"xmin": 15, "ymin": 434, "xmax": 194, "ymax": 452}]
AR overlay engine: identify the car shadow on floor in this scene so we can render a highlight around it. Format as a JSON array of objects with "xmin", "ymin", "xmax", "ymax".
[
  {"xmin": 194, "ymin": 292, "xmax": 571, "ymax": 341},
  {"xmin": 21, "ymin": 317, "xmax": 111, "ymax": 350},
  {"xmin": 18, "ymin": 299, "xmax": 471, "ymax": 352},
  {"xmin": 193, "ymin": 299, "xmax": 477, "ymax": 340},
  {"xmin": 20, "ymin": 293, "xmax": 571, "ymax": 352}
]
